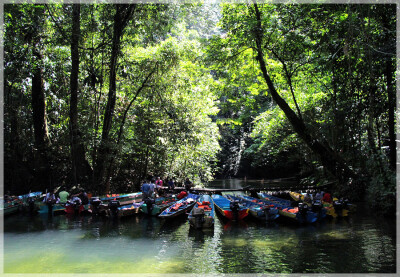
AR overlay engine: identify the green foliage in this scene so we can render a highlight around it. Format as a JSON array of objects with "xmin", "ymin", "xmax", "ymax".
[
  {"xmin": 4, "ymin": 1, "xmax": 396, "ymax": 219},
  {"xmin": 206, "ymin": 3, "xmax": 396, "ymax": 213},
  {"xmin": 4, "ymin": 3, "xmax": 222, "ymax": 193}
]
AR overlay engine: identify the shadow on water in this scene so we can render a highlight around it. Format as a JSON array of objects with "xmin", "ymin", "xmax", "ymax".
[
  {"xmin": 159, "ymin": 215, "xmax": 188, "ymax": 234},
  {"xmin": 3, "ymin": 180, "xmax": 397, "ymax": 274},
  {"xmin": 188, "ymin": 227, "xmax": 214, "ymax": 243}
]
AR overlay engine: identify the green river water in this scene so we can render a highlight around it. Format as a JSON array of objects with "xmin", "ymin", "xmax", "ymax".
[{"xmin": 2, "ymin": 179, "xmax": 397, "ymax": 274}]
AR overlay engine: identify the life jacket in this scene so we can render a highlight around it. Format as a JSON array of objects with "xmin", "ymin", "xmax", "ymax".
[{"xmin": 177, "ymin": 191, "xmax": 187, "ymax": 199}]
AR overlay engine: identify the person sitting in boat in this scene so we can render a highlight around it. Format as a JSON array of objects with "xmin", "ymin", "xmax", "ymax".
[
  {"xmin": 303, "ymin": 192, "xmax": 312, "ymax": 205},
  {"xmin": 66, "ymin": 195, "xmax": 82, "ymax": 208},
  {"xmin": 66, "ymin": 195, "xmax": 82, "ymax": 205},
  {"xmin": 43, "ymin": 190, "xmax": 59, "ymax": 214},
  {"xmin": 43, "ymin": 191, "xmax": 59, "ymax": 205},
  {"xmin": 78, "ymin": 189, "xmax": 89, "ymax": 205}
]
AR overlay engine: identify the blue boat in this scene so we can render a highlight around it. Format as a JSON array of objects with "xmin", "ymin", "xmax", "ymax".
[
  {"xmin": 18, "ymin": 192, "xmax": 42, "ymax": 213},
  {"xmin": 159, "ymin": 193, "xmax": 199, "ymax": 219},
  {"xmin": 212, "ymin": 194, "xmax": 249, "ymax": 221},
  {"xmin": 188, "ymin": 194, "xmax": 215, "ymax": 229},
  {"xmin": 227, "ymin": 194, "xmax": 279, "ymax": 222},
  {"xmin": 258, "ymin": 193, "xmax": 318, "ymax": 224},
  {"xmin": 116, "ymin": 201, "xmax": 144, "ymax": 218}
]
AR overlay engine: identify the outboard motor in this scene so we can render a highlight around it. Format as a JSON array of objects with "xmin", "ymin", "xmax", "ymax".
[
  {"xmin": 108, "ymin": 200, "xmax": 120, "ymax": 217},
  {"xmin": 312, "ymin": 200, "xmax": 322, "ymax": 213},
  {"xmin": 262, "ymin": 205, "xmax": 271, "ymax": 221},
  {"xmin": 342, "ymin": 199, "xmax": 349, "ymax": 209},
  {"xmin": 192, "ymin": 207, "xmax": 205, "ymax": 229},
  {"xmin": 144, "ymin": 197, "xmax": 155, "ymax": 215},
  {"xmin": 27, "ymin": 196, "xmax": 36, "ymax": 214},
  {"xmin": 73, "ymin": 199, "xmax": 82, "ymax": 214},
  {"xmin": 298, "ymin": 202, "xmax": 309, "ymax": 219},
  {"xmin": 333, "ymin": 200, "xmax": 343, "ymax": 216},
  {"xmin": 230, "ymin": 200, "xmax": 240, "ymax": 221},
  {"xmin": 91, "ymin": 197, "xmax": 102, "ymax": 215}
]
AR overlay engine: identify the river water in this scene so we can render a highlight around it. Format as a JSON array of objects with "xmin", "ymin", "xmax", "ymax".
[{"xmin": 3, "ymin": 179, "xmax": 397, "ymax": 274}]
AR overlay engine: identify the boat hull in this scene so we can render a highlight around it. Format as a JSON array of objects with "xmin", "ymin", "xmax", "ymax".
[
  {"xmin": 233, "ymin": 195, "xmax": 280, "ymax": 222},
  {"xmin": 212, "ymin": 195, "xmax": 249, "ymax": 221},
  {"xmin": 258, "ymin": 193, "xmax": 318, "ymax": 224},
  {"xmin": 117, "ymin": 202, "xmax": 143, "ymax": 218},
  {"xmin": 38, "ymin": 203, "xmax": 66, "ymax": 214},
  {"xmin": 188, "ymin": 195, "xmax": 215, "ymax": 229},
  {"xmin": 141, "ymin": 196, "xmax": 176, "ymax": 216},
  {"xmin": 159, "ymin": 194, "xmax": 199, "ymax": 219}
]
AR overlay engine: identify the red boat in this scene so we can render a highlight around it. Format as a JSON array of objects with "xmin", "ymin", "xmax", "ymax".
[{"xmin": 211, "ymin": 194, "xmax": 249, "ymax": 221}]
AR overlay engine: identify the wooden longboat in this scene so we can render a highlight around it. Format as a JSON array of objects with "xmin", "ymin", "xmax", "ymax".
[
  {"xmin": 140, "ymin": 196, "xmax": 177, "ymax": 216},
  {"xmin": 289, "ymin": 191, "xmax": 354, "ymax": 218},
  {"xmin": 159, "ymin": 193, "xmax": 199, "ymax": 219},
  {"xmin": 99, "ymin": 192, "xmax": 143, "ymax": 205},
  {"xmin": 117, "ymin": 201, "xmax": 144, "ymax": 218},
  {"xmin": 229, "ymin": 194, "xmax": 279, "ymax": 222},
  {"xmin": 92, "ymin": 192, "xmax": 143, "ymax": 216},
  {"xmin": 258, "ymin": 193, "xmax": 318, "ymax": 224},
  {"xmin": 188, "ymin": 194, "xmax": 215, "ymax": 229},
  {"xmin": 2, "ymin": 199, "xmax": 22, "ymax": 216},
  {"xmin": 211, "ymin": 194, "xmax": 249, "ymax": 221}
]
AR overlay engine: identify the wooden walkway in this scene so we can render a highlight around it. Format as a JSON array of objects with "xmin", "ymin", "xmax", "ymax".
[{"xmin": 162, "ymin": 181, "xmax": 333, "ymax": 194}]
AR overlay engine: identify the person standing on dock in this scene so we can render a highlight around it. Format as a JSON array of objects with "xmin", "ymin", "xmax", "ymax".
[
  {"xmin": 78, "ymin": 189, "xmax": 89, "ymax": 205},
  {"xmin": 155, "ymin": 177, "xmax": 163, "ymax": 196},
  {"xmin": 43, "ymin": 190, "xmax": 59, "ymax": 215},
  {"xmin": 156, "ymin": 177, "xmax": 163, "ymax": 188},
  {"xmin": 141, "ymin": 180, "xmax": 151, "ymax": 198},
  {"xmin": 167, "ymin": 177, "xmax": 175, "ymax": 191},
  {"xmin": 184, "ymin": 178, "xmax": 193, "ymax": 191}
]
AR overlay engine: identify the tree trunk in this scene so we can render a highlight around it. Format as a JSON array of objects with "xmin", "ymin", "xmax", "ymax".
[
  {"xmin": 32, "ymin": 53, "xmax": 49, "ymax": 148},
  {"xmin": 31, "ymin": 50, "xmax": 51, "ymax": 190},
  {"xmin": 95, "ymin": 4, "xmax": 136, "ymax": 193},
  {"xmin": 386, "ymin": 59, "xmax": 396, "ymax": 170},
  {"xmin": 252, "ymin": 3, "xmax": 356, "ymax": 182},
  {"xmin": 70, "ymin": 4, "xmax": 92, "ymax": 187}
]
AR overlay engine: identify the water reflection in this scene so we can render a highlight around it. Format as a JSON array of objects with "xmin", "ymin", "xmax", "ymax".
[{"xmin": 3, "ymin": 188, "xmax": 396, "ymax": 273}]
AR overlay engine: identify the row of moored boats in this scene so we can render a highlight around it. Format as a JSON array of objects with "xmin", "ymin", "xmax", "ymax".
[{"xmin": 2, "ymin": 190, "xmax": 355, "ymax": 228}]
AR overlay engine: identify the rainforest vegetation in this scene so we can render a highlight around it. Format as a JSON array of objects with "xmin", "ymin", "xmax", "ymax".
[{"xmin": 4, "ymin": 2, "xmax": 396, "ymax": 215}]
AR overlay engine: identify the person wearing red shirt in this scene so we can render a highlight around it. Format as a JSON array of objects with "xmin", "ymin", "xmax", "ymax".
[{"xmin": 322, "ymin": 192, "xmax": 332, "ymax": 203}]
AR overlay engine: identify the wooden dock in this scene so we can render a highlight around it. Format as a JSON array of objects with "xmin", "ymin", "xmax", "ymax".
[{"xmin": 161, "ymin": 181, "xmax": 333, "ymax": 194}]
